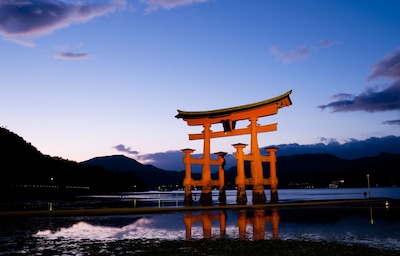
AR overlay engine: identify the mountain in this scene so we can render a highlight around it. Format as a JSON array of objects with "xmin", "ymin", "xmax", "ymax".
[
  {"xmin": 0, "ymin": 127, "xmax": 147, "ymax": 199},
  {"xmin": 81, "ymin": 155, "xmax": 188, "ymax": 190},
  {"xmin": 222, "ymin": 153, "xmax": 400, "ymax": 188}
]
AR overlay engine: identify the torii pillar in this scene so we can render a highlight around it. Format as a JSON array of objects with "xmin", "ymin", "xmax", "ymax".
[
  {"xmin": 233, "ymin": 143, "xmax": 247, "ymax": 205},
  {"xmin": 266, "ymin": 147, "xmax": 279, "ymax": 203},
  {"xmin": 199, "ymin": 123, "xmax": 212, "ymax": 204},
  {"xmin": 182, "ymin": 148, "xmax": 195, "ymax": 205},
  {"xmin": 215, "ymin": 151, "xmax": 227, "ymax": 204}
]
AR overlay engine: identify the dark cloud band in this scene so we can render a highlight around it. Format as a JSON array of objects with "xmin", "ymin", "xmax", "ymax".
[
  {"xmin": 0, "ymin": 0, "xmax": 119, "ymax": 38},
  {"xmin": 318, "ymin": 81, "xmax": 400, "ymax": 113},
  {"xmin": 55, "ymin": 52, "xmax": 90, "ymax": 59},
  {"xmin": 319, "ymin": 47, "xmax": 400, "ymax": 125}
]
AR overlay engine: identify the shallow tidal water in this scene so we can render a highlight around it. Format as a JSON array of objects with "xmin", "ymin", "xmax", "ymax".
[{"xmin": 0, "ymin": 188, "xmax": 399, "ymax": 254}]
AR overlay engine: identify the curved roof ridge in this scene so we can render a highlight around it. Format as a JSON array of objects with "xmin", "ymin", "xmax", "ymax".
[{"xmin": 175, "ymin": 90, "xmax": 292, "ymax": 119}]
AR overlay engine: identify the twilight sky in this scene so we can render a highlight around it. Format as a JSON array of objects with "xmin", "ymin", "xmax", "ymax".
[{"xmin": 1, "ymin": 0, "xmax": 399, "ymax": 169}]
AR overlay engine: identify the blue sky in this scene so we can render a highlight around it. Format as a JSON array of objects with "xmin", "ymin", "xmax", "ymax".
[{"xmin": 1, "ymin": 0, "xmax": 399, "ymax": 169}]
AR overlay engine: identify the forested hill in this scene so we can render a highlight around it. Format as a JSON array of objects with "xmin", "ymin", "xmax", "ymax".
[{"xmin": 0, "ymin": 127, "xmax": 147, "ymax": 199}]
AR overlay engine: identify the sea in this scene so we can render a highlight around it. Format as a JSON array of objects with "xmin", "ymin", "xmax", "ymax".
[{"xmin": 0, "ymin": 187, "xmax": 399, "ymax": 254}]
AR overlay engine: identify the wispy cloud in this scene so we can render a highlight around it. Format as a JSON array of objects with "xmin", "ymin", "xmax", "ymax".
[
  {"xmin": 0, "ymin": 0, "xmax": 126, "ymax": 46},
  {"xmin": 270, "ymin": 39, "xmax": 338, "ymax": 63},
  {"xmin": 4, "ymin": 37, "xmax": 36, "ymax": 47},
  {"xmin": 318, "ymin": 47, "xmax": 400, "ymax": 125},
  {"xmin": 113, "ymin": 144, "xmax": 139, "ymax": 155},
  {"xmin": 382, "ymin": 120, "xmax": 400, "ymax": 125},
  {"xmin": 270, "ymin": 45, "xmax": 309, "ymax": 63},
  {"xmin": 318, "ymin": 39, "xmax": 335, "ymax": 48},
  {"xmin": 140, "ymin": 0, "xmax": 209, "ymax": 13},
  {"xmin": 54, "ymin": 52, "xmax": 91, "ymax": 60}
]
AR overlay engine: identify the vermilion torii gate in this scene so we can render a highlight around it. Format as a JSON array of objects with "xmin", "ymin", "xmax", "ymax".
[{"xmin": 175, "ymin": 90, "xmax": 292, "ymax": 205}]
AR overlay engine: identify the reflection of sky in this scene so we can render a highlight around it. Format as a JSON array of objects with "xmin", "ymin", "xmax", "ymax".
[
  {"xmin": 32, "ymin": 209, "xmax": 400, "ymax": 250},
  {"xmin": 34, "ymin": 212, "xmax": 244, "ymax": 241},
  {"xmin": 35, "ymin": 214, "xmax": 189, "ymax": 241}
]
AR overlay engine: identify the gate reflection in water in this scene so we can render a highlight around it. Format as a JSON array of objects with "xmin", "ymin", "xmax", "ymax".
[{"xmin": 183, "ymin": 208, "xmax": 279, "ymax": 240}]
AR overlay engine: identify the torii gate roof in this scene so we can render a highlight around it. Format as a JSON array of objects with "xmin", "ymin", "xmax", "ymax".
[{"xmin": 175, "ymin": 90, "xmax": 292, "ymax": 125}]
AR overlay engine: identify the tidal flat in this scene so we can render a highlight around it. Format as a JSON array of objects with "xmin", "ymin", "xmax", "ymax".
[{"xmin": 13, "ymin": 239, "xmax": 398, "ymax": 256}]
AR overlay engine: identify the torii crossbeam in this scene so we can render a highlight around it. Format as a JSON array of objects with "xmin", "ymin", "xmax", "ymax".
[{"xmin": 176, "ymin": 90, "xmax": 292, "ymax": 205}]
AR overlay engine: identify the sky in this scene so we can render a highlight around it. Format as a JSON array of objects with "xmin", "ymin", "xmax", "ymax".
[{"xmin": 1, "ymin": 0, "xmax": 400, "ymax": 170}]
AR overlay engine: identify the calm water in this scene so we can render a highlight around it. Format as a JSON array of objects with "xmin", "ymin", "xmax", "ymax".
[
  {"xmin": 75, "ymin": 187, "xmax": 400, "ymax": 209},
  {"xmin": 0, "ymin": 188, "xmax": 399, "ymax": 254}
]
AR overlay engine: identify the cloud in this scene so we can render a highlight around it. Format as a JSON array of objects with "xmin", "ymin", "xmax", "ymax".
[
  {"xmin": 270, "ymin": 45, "xmax": 309, "ymax": 63},
  {"xmin": 0, "ymin": 0, "xmax": 125, "ymax": 46},
  {"xmin": 54, "ymin": 52, "xmax": 91, "ymax": 60},
  {"xmin": 140, "ymin": 0, "xmax": 208, "ymax": 12},
  {"xmin": 139, "ymin": 150, "xmax": 237, "ymax": 172},
  {"xmin": 318, "ymin": 137, "xmax": 340, "ymax": 145},
  {"xmin": 270, "ymin": 39, "xmax": 338, "ymax": 63},
  {"xmin": 318, "ymin": 81, "xmax": 400, "ymax": 112},
  {"xmin": 318, "ymin": 39, "xmax": 340, "ymax": 48},
  {"xmin": 368, "ymin": 47, "xmax": 400, "ymax": 81},
  {"xmin": 318, "ymin": 39, "xmax": 332, "ymax": 48},
  {"xmin": 318, "ymin": 47, "xmax": 400, "ymax": 125},
  {"xmin": 113, "ymin": 144, "xmax": 139, "ymax": 155},
  {"xmin": 135, "ymin": 150, "xmax": 185, "ymax": 170},
  {"xmin": 4, "ymin": 36, "xmax": 36, "ymax": 47},
  {"xmin": 382, "ymin": 119, "xmax": 400, "ymax": 125}
]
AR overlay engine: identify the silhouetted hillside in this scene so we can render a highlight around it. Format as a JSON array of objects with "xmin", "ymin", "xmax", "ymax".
[
  {"xmin": 0, "ymin": 127, "xmax": 146, "ymax": 200},
  {"xmin": 223, "ymin": 153, "xmax": 400, "ymax": 188}
]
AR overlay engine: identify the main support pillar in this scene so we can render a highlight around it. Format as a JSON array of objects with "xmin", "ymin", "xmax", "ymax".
[
  {"xmin": 199, "ymin": 123, "xmax": 212, "ymax": 205},
  {"xmin": 249, "ymin": 117, "xmax": 267, "ymax": 204},
  {"xmin": 266, "ymin": 147, "xmax": 279, "ymax": 203},
  {"xmin": 233, "ymin": 143, "xmax": 247, "ymax": 205},
  {"xmin": 215, "ymin": 152, "xmax": 227, "ymax": 205},
  {"xmin": 182, "ymin": 148, "xmax": 195, "ymax": 206}
]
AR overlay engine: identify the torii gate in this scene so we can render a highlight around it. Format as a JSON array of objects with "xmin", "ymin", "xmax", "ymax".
[{"xmin": 175, "ymin": 90, "xmax": 292, "ymax": 205}]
